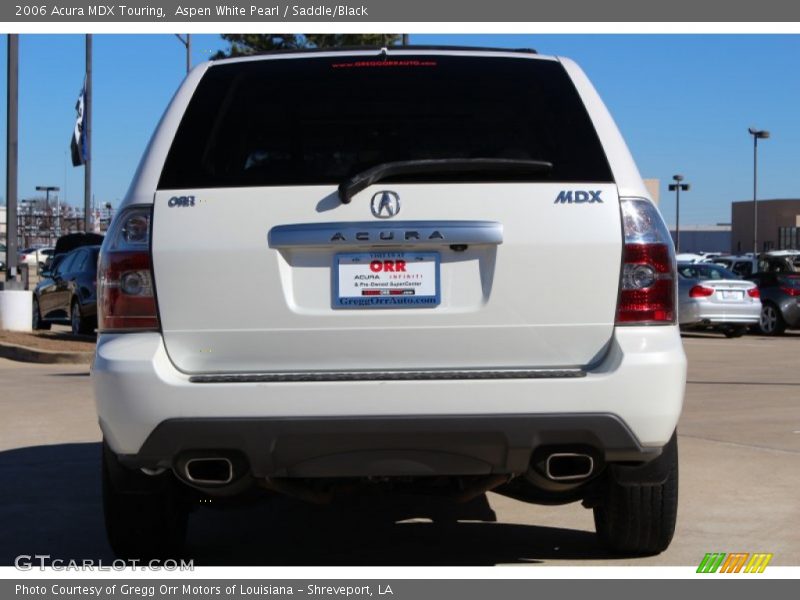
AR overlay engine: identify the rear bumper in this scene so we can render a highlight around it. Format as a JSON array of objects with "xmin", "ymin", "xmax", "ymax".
[
  {"xmin": 119, "ymin": 414, "xmax": 659, "ymax": 478},
  {"xmin": 92, "ymin": 326, "xmax": 686, "ymax": 475},
  {"xmin": 679, "ymin": 298, "xmax": 761, "ymax": 326}
]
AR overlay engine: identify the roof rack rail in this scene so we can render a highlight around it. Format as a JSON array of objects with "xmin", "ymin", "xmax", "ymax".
[{"xmin": 212, "ymin": 45, "xmax": 538, "ymax": 61}]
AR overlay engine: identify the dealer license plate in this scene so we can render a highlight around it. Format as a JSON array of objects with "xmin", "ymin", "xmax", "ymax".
[
  {"xmin": 333, "ymin": 251, "xmax": 440, "ymax": 309},
  {"xmin": 721, "ymin": 290, "xmax": 744, "ymax": 300}
]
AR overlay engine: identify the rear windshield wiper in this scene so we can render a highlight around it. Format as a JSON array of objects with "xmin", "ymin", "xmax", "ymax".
[{"xmin": 338, "ymin": 158, "xmax": 553, "ymax": 204}]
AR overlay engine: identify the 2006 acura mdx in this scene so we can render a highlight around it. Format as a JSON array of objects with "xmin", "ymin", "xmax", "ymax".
[{"xmin": 92, "ymin": 47, "xmax": 687, "ymax": 559}]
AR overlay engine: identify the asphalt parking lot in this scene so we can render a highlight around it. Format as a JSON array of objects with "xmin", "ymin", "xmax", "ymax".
[{"xmin": 1, "ymin": 333, "xmax": 798, "ymax": 566}]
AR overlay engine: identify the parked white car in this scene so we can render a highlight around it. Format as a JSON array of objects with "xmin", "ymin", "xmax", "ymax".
[
  {"xmin": 677, "ymin": 262, "xmax": 761, "ymax": 336},
  {"xmin": 93, "ymin": 47, "xmax": 686, "ymax": 558},
  {"xmin": 18, "ymin": 246, "xmax": 54, "ymax": 269}
]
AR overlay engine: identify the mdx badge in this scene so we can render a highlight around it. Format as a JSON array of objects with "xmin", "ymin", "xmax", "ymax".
[
  {"xmin": 554, "ymin": 190, "xmax": 603, "ymax": 204},
  {"xmin": 370, "ymin": 191, "xmax": 400, "ymax": 218}
]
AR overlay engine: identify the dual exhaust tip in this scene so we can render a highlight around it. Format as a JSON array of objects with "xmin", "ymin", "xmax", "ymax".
[
  {"xmin": 182, "ymin": 456, "xmax": 235, "ymax": 486},
  {"xmin": 544, "ymin": 452, "xmax": 595, "ymax": 481}
]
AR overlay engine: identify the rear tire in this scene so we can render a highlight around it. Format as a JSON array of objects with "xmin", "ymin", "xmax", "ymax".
[
  {"xmin": 32, "ymin": 297, "xmax": 51, "ymax": 330},
  {"xmin": 70, "ymin": 299, "xmax": 94, "ymax": 335},
  {"xmin": 593, "ymin": 432, "xmax": 678, "ymax": 555},
  {"xmin": 758, "ymin": 303, "xmax": 786, "ymax": 336},
  {"xmin": 102, "ymin": 442, "xmax": 189, "ymax": 560},
  {"xmin": 722, "ymin": 326, "xmax": 746, "ymax": 338}
]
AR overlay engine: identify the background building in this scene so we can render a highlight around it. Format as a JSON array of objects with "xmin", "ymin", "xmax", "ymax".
[
  {"xmin": 643, "ymin": 178, "xmax": 660, "ymax": 205},
  {"xmin": 669, "ymin": 225, "xmax": 731, "ymax": 254},
  {"xmin": 731, "ymin": 199, "xmax": 800, "ymax": 254}
]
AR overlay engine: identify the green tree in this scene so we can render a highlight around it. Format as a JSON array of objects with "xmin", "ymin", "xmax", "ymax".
[
  {"xmin": 213, "ymin": 33, "xmax": 403, "ymax": 58},
  {"xmin": 305, "ymin": 34, "xmax": 403, "ymax": 48}
]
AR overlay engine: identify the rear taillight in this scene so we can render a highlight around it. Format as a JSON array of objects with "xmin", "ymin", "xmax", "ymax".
[
  {"xmin": 616, "ymin": 198, "xmax": 676, "ymax": 325},
  {"xmin": 97, "ymin": 205, "xmax": 159, "ymax": 332},
  {"xmin": 747, "ymin": 288, "xmax": 761, "ymax": 298},
  {"xmin": 780, "ymin": 286, "xmax": 800, "ymax": 297},
  {"xmin": 689, "ymin": 285, "xmax": 715, "ymax": 298}
]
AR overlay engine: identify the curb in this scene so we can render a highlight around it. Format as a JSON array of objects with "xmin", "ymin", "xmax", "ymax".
[{"xmin": 0, "ymin": 341, "xmax": 94, "ymax": 365}]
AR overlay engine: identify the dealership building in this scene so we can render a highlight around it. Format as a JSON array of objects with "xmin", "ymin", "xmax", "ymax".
[{"xmin": 731, "ymin": 198, "xmax": 800, "ymax": 254}]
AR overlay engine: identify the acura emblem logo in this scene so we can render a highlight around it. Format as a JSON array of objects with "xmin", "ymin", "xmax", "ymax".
[{"xmin": 370, "ymin": 191, "xmax": 400, "ymax": 219}]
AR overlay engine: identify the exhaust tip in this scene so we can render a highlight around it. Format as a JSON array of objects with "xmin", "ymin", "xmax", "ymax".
[
  {"xmin": 184, "ymin": 457, "xmax": 234, "ymax": 485},
  {"xmin": 545, "ymin": 453, "xmax": 594, "ymax": 481}
]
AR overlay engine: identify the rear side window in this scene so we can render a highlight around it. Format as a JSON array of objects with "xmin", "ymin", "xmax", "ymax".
[
  {"xmin": 72, "ymin": 250, "xmax": 88, "ymax": 273},
  {"xmin": 87, "ymin": 248, "xmax": 100, "ymax": 274},
  {"xmin": 778, "ymin": 275, "xmax": 800, "ymax": 289},
  {"xmin": 56, "ymin": 252, "xmax": 78, "ymax": 276},
  {"xmin": 679, "ymin": 265, "xmax": 738, "ymax": 280},
  {"xmin": 159, "ymin": 54, "xmax": 614, "ymax": 190},
  {"xmin": 733, "ymin": 261, "xmax": 753, "ymax": 276}
]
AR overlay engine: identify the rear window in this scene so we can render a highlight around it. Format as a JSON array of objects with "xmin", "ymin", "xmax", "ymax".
[
  {"xmin": 678, "ymin": 264, "xmax": 739, "ymax": 280},
  {"xmin": 158, "ymin": 54, "xmax": 614, "ymax": 190},
  {"xmin": 778, "ymin": 275, "xmax": 800, "ymax": 288}
]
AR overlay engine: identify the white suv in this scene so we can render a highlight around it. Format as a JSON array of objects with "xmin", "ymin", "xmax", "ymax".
[{"xmin": 93, "ymin": 47, "xmax": 686, "ymax": 559}]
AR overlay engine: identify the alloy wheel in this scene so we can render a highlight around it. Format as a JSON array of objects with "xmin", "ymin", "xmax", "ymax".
[{"xmin": 760, "ymin": 305, "xmax": 777, "ymax": 334}]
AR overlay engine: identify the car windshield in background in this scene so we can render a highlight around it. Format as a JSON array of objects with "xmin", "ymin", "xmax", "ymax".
[
  {"xmin": 158, "ymin": 54, "xmax": 613, "ymax": 189},
  {"xmin": 678, "ymin": 264, "xmax": 739, "ymax": 280}
]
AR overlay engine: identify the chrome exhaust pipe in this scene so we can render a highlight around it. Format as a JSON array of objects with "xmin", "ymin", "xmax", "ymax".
[
  {"xmin": 184, "ymin": 457, "xmax": 234, "ymax": 485},
  {"xmin": 545, "ymin": 453, "xmax": 594, "ymax": 481}
]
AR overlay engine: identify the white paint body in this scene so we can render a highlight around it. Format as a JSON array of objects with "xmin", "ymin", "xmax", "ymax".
[{"xmin": 93, "ymin": 49, "xmax": 686, "ymax": 458}]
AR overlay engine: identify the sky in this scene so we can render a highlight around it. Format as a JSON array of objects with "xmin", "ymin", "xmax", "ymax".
[{"xmin": 1, "ymin": 33, "xmax": 799, "ymax": 227}]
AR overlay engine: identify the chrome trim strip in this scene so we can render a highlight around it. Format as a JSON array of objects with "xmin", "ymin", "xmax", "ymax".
[
  {"xmin": 268, "ymin": 220, "xmax": 503, "ymax": 248},
  {"xmin": 189, "ymin": 368, "xmax": 585, "ymax": 384}
]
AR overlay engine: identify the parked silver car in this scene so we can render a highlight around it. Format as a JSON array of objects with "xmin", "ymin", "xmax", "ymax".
[{"xmin": 678, "ymin": 262, "xmax": 761, "ymax": 337}]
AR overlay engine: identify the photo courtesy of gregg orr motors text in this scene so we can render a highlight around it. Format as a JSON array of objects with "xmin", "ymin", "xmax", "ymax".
[{"xmin": 14, "ymin": 584, "xmax": 392, "ymax": 597}]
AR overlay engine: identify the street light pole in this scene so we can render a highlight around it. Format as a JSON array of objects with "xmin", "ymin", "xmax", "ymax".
[
  {"xmin": 36, "ymin": 185, "xmax": 61, "ymax": 240},
  {"xmin": 175, "ymin": 34, "xmax": 191, "ymax": 74},
  {"xmin": 748, "ymin": 127, "xmax": 770, "ymax": 256},
  {"xmin": 84, "ymin": 34, "xmax": 92, "ymax": 233},
  {"xmin": 5, "ymin": 34, "xmax": 19, "ymax": 282},
  {"xmin": 668, "ymin": 174, "xmax": 690, "ymax": 253}
]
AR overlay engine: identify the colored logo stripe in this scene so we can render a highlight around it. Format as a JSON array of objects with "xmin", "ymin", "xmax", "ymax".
[
  {"xmin": 697, "ymin": 552, "xmax": 773, "ymax": 573},
  {"xmin": 744, "ymin": 553, "xmax": 773, "ymax": 573},
  {"xmin": 697, "ymin": 553, "xmax": 726, "ymax": 573},
  {"xmin": 720, "ymin": 553, "xmax": 749, "ymax": 573}
]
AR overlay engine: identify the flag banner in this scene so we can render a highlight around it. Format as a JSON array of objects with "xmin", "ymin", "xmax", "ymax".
[{"xmin": 70, "ymin": 79, "xmax": 86, "ymax": 167}]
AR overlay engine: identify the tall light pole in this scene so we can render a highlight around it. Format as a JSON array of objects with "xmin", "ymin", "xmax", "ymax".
[
  {"xmin": 748, "ymin": 127, "xmax": 770, "ymax": 255},
  {"xmin": 5, "ymin": 34, "xmax": 19, "ymax": 283},
  {"xmin": 36, "ymin": 185, "xmax": 61, "ymax": 239},
  {"xmin": 175, "ymin": 35, "xmax": 191, "ymax": 74},
  {"xmin": 668, "ymin": 175, "xmax": 690, "ymax": 253},
  {"xmin": 84, "ymin": 34, "xmax": 92, "ymax": 233}
]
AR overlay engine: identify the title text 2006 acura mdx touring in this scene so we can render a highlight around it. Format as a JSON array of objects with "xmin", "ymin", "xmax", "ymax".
[{"xmin": 93, "ymin": 47, "xmax": 686, "ymax": 558}]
